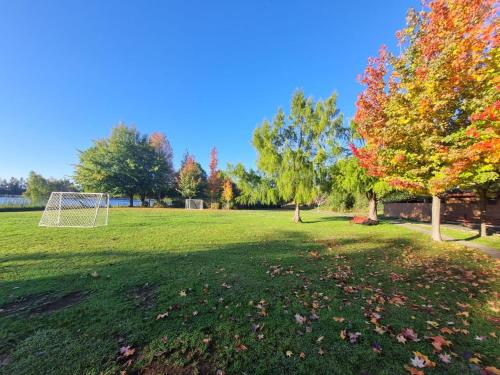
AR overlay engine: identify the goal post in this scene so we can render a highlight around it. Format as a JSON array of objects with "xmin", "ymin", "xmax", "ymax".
[
  {"xmin": 39, "ymin": 192, "xmax": 110, "ymax": 228},
  {"xmin": 185, "ymin": 198, "xmax": 204, "ymax": 210}
]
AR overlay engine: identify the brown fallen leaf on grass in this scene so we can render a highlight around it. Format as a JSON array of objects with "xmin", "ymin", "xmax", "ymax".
[
  {"xmin": 340, "ymin": 329, "xmax": 361, "ymax": 343},
  {"xmin": 404, "ymin": 365, "xmax": 424, "ymax": 375},
  {"xmin": 482, "ymin": 366, "xmax": 500, "ymax": 375},
  {"xmin": 156, "ymin": 312, "xmax": 169, "ymax": 320},
  {"xmin": 401, "ymin": 328, "xmax": 419, "ymax": 342},
  {"xmin": 410, "ymin": 352, "xmax": 436, "ymax": 368},
  {"xmin": 119, "ymin": 346, "xmax": 136, "ymax": 358},
  {"xmin": 438, "ymin": 353, "xmax": 451, "ymax": 363},
  {"xmin": 429, "ymin": 335, "xmax": 451, "ymax": 352},
  {"xmin": 235, "ymin": 343, "xmax": 247, "ymax": 352},
  {"xmin": 396, "ymin": 334, "xmax": 407, "ymax": 344},
  {"xmin": 308, "ymin": 250, "xmax": 321, "ymax": 259},
  {"xmin": 333, "ymin": 316, "xmax": 345, "ymax": 323},
  {"xmin": 295, "ymin": 313, "xmax": 306, "ymax": 325}
]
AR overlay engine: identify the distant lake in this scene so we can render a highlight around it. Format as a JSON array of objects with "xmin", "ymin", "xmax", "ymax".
[{"xmin": 0, "ymin": 195, "xmax": 145, "ymax": 207}]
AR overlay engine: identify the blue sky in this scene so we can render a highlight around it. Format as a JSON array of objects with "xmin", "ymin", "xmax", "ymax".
[{"xmin": 0, "ymin": 0, "xmax": 420, "ymax": 179}]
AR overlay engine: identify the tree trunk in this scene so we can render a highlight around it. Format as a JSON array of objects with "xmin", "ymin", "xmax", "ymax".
[
  {"xmin": 293, "ymin": 203, "xmax": 302, "ymax": 223},
  {"xmin": 129, "ymin": 194, "xmax": 134, "ymax": 207},
  {"xmin": 368, "ymin": 192, "xmax": 377, "ymax": 221},
  {"xmin": 431, "ymin": 195, "xmax": 442, "ymax": 241},
  {"xmin": 478, "ymin": 190, "xmax": 488, "ymax": 237},
  {"xmin": 140, "ymin": 193, "xmax": 146, "ymax": 207}
]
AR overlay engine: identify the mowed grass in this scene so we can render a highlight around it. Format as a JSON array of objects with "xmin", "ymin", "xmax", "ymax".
[{"xmin": 0, "ymin": 209, "xmax": 498, "ymax": 375}]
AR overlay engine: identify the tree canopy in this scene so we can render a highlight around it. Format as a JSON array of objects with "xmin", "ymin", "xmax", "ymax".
[
  {"xmin": 353, "ymin": 0, "xmax": 499, "ymax": 238},
  {"xmin": 253, "ymin": 90, "xmax": 346, "ymax": 222},
  {"xmin": 75, "ymin": 124, "xmax": 174, "ymax": 206}
]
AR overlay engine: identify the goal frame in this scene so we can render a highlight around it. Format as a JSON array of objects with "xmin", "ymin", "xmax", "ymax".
[
  {"xmin": 185, "ymin": 198, "xmax": 204, "ymax": 210},
  {"xmin": 39, "ymin": 192, "xmax": 110, "ymax": 228}
]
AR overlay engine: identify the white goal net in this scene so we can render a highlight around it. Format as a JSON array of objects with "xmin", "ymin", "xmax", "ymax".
[
  {"xmin": 39, "ymin": 192, "xmax": 109, "ymax": 228},
  {"xmin": 185, "ymin": 199, "xmax": 204, "ymax": 210}
]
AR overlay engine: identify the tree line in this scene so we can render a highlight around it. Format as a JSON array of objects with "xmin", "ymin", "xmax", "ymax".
[{"xmin": 2, "ymin": 0, "xmax": 496, "ymax": 238}]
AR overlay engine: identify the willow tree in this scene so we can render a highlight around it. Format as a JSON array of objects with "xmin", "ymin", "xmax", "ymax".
[
  {"xmin": 253, "ymin": 90, "xmax": 345, "ymax": 222},
  {"xmin": 330, "ymin": 156, "xmax": 393, "ymax": 221}
]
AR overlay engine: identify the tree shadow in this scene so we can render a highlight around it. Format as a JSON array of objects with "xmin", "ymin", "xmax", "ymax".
[{"xmin": 1, "ymin": 228, "xmax": 497, "ymax": 375}]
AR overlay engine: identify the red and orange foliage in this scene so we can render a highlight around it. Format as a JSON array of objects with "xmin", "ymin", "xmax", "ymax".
[
  {"xmin": 208, "ymin": 147, "xmax": 221, "ymax": 202},
  {"xmin": 353, "ymin": 0, "xmax": 499, "ymax": 195}
]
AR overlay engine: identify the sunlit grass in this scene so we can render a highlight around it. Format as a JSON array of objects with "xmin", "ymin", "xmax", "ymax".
[{"xmin": 0, "ymin": 209, "xmax": 498, "ymax": 374}]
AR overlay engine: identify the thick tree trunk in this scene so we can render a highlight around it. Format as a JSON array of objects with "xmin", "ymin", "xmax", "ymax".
[
  {"xmin": 129, "ymin": 194, "xmax": 134, "ymax": 207},
  {"xmin": 478, "ymin": 190, "xmax": 488, "ymax": 237},
  {"xmin": 293, "ymin": 203, "xmax": 302, "ymax": 223},
  {"xmin": 140, "ymin": 193, "xmax": 147, "ymax": 207},
  {"xmin": 368, "ymin": 192, "xmax": 377, "ymax": 221},
  {"xmin": 431, "ymin": 195, "xmax": 442, "ymax": 241}
]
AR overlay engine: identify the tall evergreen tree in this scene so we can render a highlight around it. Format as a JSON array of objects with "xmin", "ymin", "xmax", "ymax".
[{"xmin": 253, "ymin": 90, "xmax": 345, "ymax": 222}]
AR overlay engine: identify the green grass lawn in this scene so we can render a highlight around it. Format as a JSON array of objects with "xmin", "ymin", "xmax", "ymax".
[
  {"xmin": 0, "ymin": 209, "xmax": 498, "ymax": 375},
  {"xmin": 413, "ymin": 224, "xmax": 500, "ymax": 251}
]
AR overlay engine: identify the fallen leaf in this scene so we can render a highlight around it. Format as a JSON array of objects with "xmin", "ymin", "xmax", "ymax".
[
  {"xmin": 119, "ymin": 346, "xmax": 135, "ymax": 358},
  {"xmin": 235, "ymin": 343, "xmax": 247, "ymax": 352},
  {"xmin": 295, "ymin": 313, "xmax": 306, "ymax": 325},
  {"xmin": 156, "ymin": 312, "xmax": 169, "ymax": 320},
  {"xmin": 404, "ymin": 365, "xmax": 424, "ymax": 375},
  {"xmin": 438, "ymin": 353, "xmax": 451, "ymax": 363},
  {"xmin": 429, "ymin": 336, "xmax": 451, "ymax": 352},
  {"xmin": 396, "ymin": 334, "xmax": 407, "ymax": 344},
  {"xmin": 482, "ymin": 367, "xmax": 500, "ymax": 375},
  {"xmin": 286, "ymin": 350, "xmax": 293, "ymax": 357}
]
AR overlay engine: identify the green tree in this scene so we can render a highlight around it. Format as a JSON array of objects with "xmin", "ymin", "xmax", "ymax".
[
  {"xmin": 252, "ymin": 90, "xmax": 345, "ymax": 222},
  {"xmin": 176, "ymin": 153, "xmax": 202, "ymax": 199},
  {"xmin": 330, "ymin": 157, "xmax": 392, "ymax": 221},
  {"xmin": 24, "ymin": 171, "xmax": 76, "ymax": 205},
  {"xmin": 149, "ymin": 132, "xmax": 175, "ymax": 202},
  {"xmin": 227, "ymin": 163, "xmax": 280, "ymax": 207},
  {"xmin": 75, "ymin": 123, "xmax": 160, "ymax": 207}
]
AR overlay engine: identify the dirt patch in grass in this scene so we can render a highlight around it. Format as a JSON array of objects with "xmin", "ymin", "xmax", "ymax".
[
  {"xmin": 127, "ymin": 283, "xmax": 158, "ymax": 310},
  {"xmin": 0, "ymin": 291, "xmax": 88, "ymax": 317}
]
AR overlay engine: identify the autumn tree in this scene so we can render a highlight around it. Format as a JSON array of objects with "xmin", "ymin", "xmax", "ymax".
[
  {"xmin": 253, "ymin": 90, "xmax": 345, "ymax": 223},
  {"xmin": 354, "ymin": 0, "xmax": 499, "ymax": 239},
  {"xmin": 207, "ymin": 147, "xmax": 222, "ymax": 204},
  {"xmin": 176, "ymin": 153, "xmax": 202, "ymax": 199},
  {"xmin": 221, "ymin": 177, "xmax": 234, "ymax": 209}
]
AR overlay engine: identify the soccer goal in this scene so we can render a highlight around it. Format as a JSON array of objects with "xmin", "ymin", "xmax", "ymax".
[
  {"xmin": 185, "ymin": 198, "xmax": 204, "ymax": 210},
  {"xmin": 39, "ymin": 192, "xmax": 109, "ymax": 228}
]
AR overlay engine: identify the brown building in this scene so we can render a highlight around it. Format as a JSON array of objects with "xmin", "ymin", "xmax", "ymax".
[{"xmin": 383, "ymin": 192, "xmax": 500, "ymax": 228}]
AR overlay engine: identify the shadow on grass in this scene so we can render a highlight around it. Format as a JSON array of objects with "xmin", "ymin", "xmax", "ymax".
[{"xmin": 0, "ymin": 229, "xmax": 497, "ymax": 375}]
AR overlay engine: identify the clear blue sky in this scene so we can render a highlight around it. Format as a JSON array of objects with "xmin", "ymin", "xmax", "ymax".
[{"xmin": 0, "ymin": 0, "xmax": 420, "ymax": 179}]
